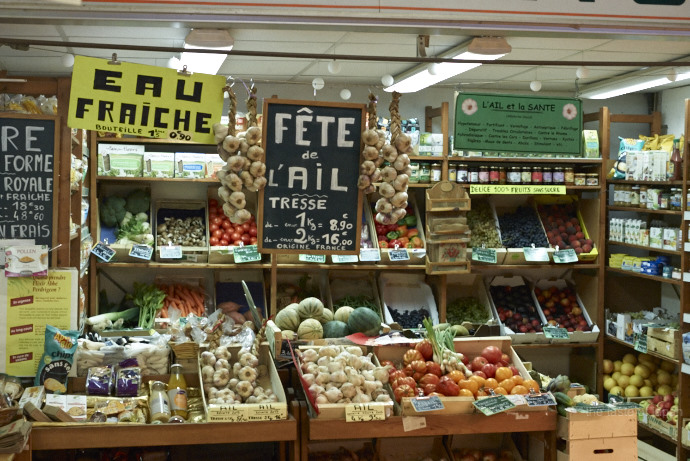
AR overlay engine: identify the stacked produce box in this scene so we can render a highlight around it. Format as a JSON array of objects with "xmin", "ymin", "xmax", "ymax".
[{"xmin": 424, "ymin": 182, "xmax": 471, "ymax": 274}]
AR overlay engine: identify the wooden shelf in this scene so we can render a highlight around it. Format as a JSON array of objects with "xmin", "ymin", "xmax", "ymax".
[
  {"xmin": 512, "ymin": 342, "xmax": 598, "ymax": 349},
  {"xmin": 607, "ymin": 206, "xmax": 683, "ymax": 216},
  {"xmin": 448, "ymin": 156, "xmax": 603, "ymax": 164},
  {"xmin": 606, "ymin": 240, "xmax": 682, "ymax": 256},
  {"xmin": 472, "ymin": 264, "xmax": 599, "ymax": 271},
  {"xmin": 307, "ymin": 410, "xmax": 556, "ymax": 440},
  {"xmin": 605, "ymin": 266, "xmax": 683, "ymax": 285},
  {"xmin": 96, "ymin": 137, "xmax": 211, "ymax": 146},
  {"xmin": 638, "ymin": 420, "xmax": 678, "ymax": 445},
  {"xmin": 607, "ymin": 179, "xmax": 683, "ymax": 186},
  {"xmin": 97, "ymin": 176, "xmax": 219, "ymax": 183},
  {"xmin": 605, "ymin": 335, "xmax": 679, "ymax": 364},
  {"xmin": 408, "ymin": 155, "xmax": 444, "ymax": 161},
  {"xmin": 96, "ymin": 262, "xmax": 271, "ymax": 270}
]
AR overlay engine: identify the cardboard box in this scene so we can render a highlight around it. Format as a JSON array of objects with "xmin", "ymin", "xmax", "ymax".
[
  {"xmin": 98, "ymin": 143, "xmax": 144, "ymax": 177},
  {"xmin": 143, "ymin": 152, "xmax": 175, "ymax": 178},
  {"xmin": 487, "ymin": 275, "xmax": 549, "ymax": 344},
  {"xmin": 379, "ymin": 272, "xmax": 439, "ymax": 328},
  {"xmin": 174, "ymin": 152, "xmax": 207, "ymax": 178}
]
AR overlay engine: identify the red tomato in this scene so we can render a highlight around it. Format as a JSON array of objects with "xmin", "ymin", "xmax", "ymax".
[
  {"xmin": 209, "ymin": 223, "xmax": 220, "ymax": 232},
  {"xmin": 249, "ymin": 237, "xmax": 258, "ymax": 244},
  {"xmin": 209, "ymin": 236, "xmax": 220, "ymax": 246},
  {"xmin": 241, "ymin": 223, "xmax": 251, "ymax": 232},
  {"xmin": 219, "ymin": 239, "xmax": 230, "ymax": 246},
  {"xmin": 248, "ymin": 226, "xmax": 258, "ymax": 237},
  {"xmin": 233, "ymin": 239, "xmax": 243, "ymax": 246},
  {"xmin": 209, "ymin": 199, "xmax": 218, "ymax": 207},
  {"xmin": 221, "ymin": 220, "xmax": 232, "ymax": 230},
  {"xmin": 212, "ymin": 216, "xmax": 223, "ymax": 225},
  {"xmin": 240, "ymin": 234, "xmax": 251, "ymax": 243},
  {"xmin": 222, "ymin": 232, "xmax": 232, "ymax": 242},
  {"xmin": 209, "ymin": 208, "xmax": 217, "ymax": 217},
  {"xmin": 231, "ymin": 231, "xmax": 241, "ymax": 241},
  {"xmin": 212, "ymin": 229, "xmax": 223, "ymax": 239}
]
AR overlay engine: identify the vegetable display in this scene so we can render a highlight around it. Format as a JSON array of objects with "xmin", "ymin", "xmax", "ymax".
[
  {"xmin": 129, "ymin": 282, "xmax": 166, "ymax": 329},
  {"xmin": 373, "ymin": 207, "xmax": 423, "ymax": 249},
  {"xmin": 207, "ymin": 198, "xmax": 258, "ymax": 247},
  {"xmin": 157, "ymin": 283, "xmax": 206, "ymax": 319},
  {"xmin": 446, "ymin": 297, "xmax": 491, "ymax": 326},
  {"xmin": 156, "ymin": 216, "xmax": 206, "ymax": 247},
  {"xmin": 99, "ymin": 189, "xmax": 154, "ymax": 246}
]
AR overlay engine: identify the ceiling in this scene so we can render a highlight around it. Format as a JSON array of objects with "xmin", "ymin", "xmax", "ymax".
[{"xmin": 2, "ymin": 7, "xmax": 690, "ymax": 97}]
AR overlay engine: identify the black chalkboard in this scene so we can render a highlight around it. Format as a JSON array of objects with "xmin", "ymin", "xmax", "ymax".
[
  {"xmin": 259, "ymin": 99, "xmax": 365, "ymax": 254},
  {"xmin": 0, "ymin": 115, "xmax": 58, "ymax": 249}
]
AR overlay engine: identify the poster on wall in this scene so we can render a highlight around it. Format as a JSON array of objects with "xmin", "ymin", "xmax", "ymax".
[
  {"xmin": 454, "ymin": 92, "xmax": 582, "ymax": 155},
  {"xmin": 68, "ymin": 56, "xmax": 226, "ymax": 144},
  {"xmin": 0, "ymin": 269, "xmax": 78, "ymax": 377}
]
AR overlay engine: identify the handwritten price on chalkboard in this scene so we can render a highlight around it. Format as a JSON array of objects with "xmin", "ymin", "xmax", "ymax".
[{"xmin": 330, "ymin": 218, "xmax": 353, "ymax": 231}]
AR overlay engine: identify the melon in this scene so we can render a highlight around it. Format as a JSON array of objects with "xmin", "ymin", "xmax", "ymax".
[
  {"xmin": 281, "ymin": 330, "xmax": 297, "ymax": 340},
  {"xmin": 318, "ymin": 308, "xmax": 334, "ymax": 324},
  {"xmin": 297, "ymin": 297, "xmax": 324, "ymax": 320},
  {"xmin": 297, "ymin": 318, "xmax": 323, "ymax": 339},
  {"xmin": 334, "ymin": 305, "xmax": 354, "ymax": 323},
  {"xmin": 322, "ymin": 320, "xmax": 350, "ymax": 338},
  {"xmin": 347, "ymin": 307, "xmax": 381, "ymax": 337},
  {"xmin": 274, "ymin": 307, "xmax": 301, "ymax": 331}
]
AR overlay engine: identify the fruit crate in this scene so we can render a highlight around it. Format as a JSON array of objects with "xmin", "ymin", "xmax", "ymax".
[
  {"xmin": 154, "ymin": 199, "xmax": 208, "ymax": 263},
  {"xmin": 424, "ymin": 181, "xmax": 471, "ymax": 212},
  {"xmin": 369, "ymin": 192, "xmax": 426, "ymax": 265},
  {"xmin": 491, "ymin": 195, "xmax": 552, "ymax": 265},
  {"xmin": 379, "ymin": 272, "xmax": 440, "ymax": 328},
  {"xmin": 644, "ymin": 413, "xmax": 679, "ymax": 440},
  {"xmin": 487, "ymin": 275, "xmax": 549, "ymax": 344},
  {"xmin": 466, "ymin": 198, "xmax": 507, "ymax": 265},
  {"xmin": 445, "ymin": 433, "xmax": 523, "ymax": 461},
  {"xmin": 214, "ymin": 268, "xmax": 268, "ymax": 321},
  {"xmin": 556, "ymin": 408, "xmax": 637, "ymax": 460},
  {"xmin": 533, "ymin": 278, "xmax": 600, "ymax": 344},
  {"xmin": 308, "ymin": 439, "xmax": 377, "ymax": 460},
  {"xmin": 534, "ymin": 195, "xmax": 598, "ymax": 263},
  {"xmin": 646, "ymin": 327, "xmax": 680, "ymax": 360},
  {"xmin": 327, "ymin": 270, "xmax": 384, "ymax": 321},
  {"xmin": 425, "ymin": 211, "xmax": 470, "ymax": 241},
  {"xmin": 444, "ymin": 274, "xmax": 498, "ymax": 334}
]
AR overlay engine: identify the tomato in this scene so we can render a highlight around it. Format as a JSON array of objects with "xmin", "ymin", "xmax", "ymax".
[
  {"xmin": 221, "ymin": 220, "xmax": 232, "ymax": 230},
  {"xmin": 209, "ymin": 236, "xmax": 220, "ymax": 246},
  {"xmin": 209, "ymin": 199, "xmax": 218, "ymax": 207},
  {"xmin": 403, "ymin": 349, "xmax": 424, "ymax": 366},
  {"xmin": 230, "ymin": 231, "xmax": 242, "ymax": 241},
  {"xmin": 249, "ymin": 226, "xmax": 258, "ymax": 237},
  {"xmin": 436, "ymin": 376, "xmax": 460, "ymax": 397},
  {"xmin": 389, "ymin": 370, "xmax": 406, "ymax": 384},
  {"xmin": 447, "ymin": 370, "xmax": 465, "ymax": 384},
  {"xmin": 402, "ymin": 364, "xmax": 414, "ymax": 377},
  {"xmin": 209, "ymin": 223, "xmax": 220, "ymax": 232},
  {"xmin": 425, "ymin": 361, "xmax": 442, "ymax": 377},
  {"xmin": 212, "ymin": 229, "xmax": 223, "ymax": 239},
  {"xmin": 249, "ymin": 236, "xmax": 258, "ymax": 244},
  {"xmin": 419, "ymin": 373, "xmax": 440, "ymax": 386},
  {"xmin": 212, "ymin": 216, "xmax": 223, "ymax": 225},
  {"xmin": 481, "ymin": 346, "xmax": 503, "ymax": 365},
  {"xmin": 222, "ymin": 232, "xmax": 232, "ymax": 242},
  {"xmin": 233, "ymin": 239, "xmax": 243, "ymax": 246},
  {"xmin": 415, "ymin": 340, "xmax": 433, "ymax": 361},
  {"xmin": 393, "ymin": 384, "xmax": 416, "ymax": 403},
  {"xmin": 410, "ymin": 360, "xmax": 427, "ymax": 374},
  {"xmin": 240, "ymin": 234, "xmax": 251, "ymax": 243},
  {"xmin": 209, "ymin": 208, "xmax": 217, "ymax": 216},
  {"xmin": 241, "ymin": 222, "xmax": 251, "ymax": 232},
  {"xmin": 422, "ymin": 383, "xmax": 437, "ymax": 396},
  {"xmin": 392, "ymin": 376, "xmax": 416, "ymax": 389},
  {"xmin": 219, "ymin": 239, "xmax": 230, "ymax": 246}
]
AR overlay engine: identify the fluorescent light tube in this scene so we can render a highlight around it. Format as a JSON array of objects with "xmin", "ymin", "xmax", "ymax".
[
  {"xmin": 579, "ymin": 71, "xmax": 690, "ymax": 99},
  {"xmin": 180, "ymin": 29, "xmax": 234, "ymax": 75},
  {"xmin": 385, "ymin": 51, "xmax": 505, "ymax": 93}
]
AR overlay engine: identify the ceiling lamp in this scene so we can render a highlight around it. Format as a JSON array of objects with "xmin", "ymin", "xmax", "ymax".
[
  {"xmin": 384, "ymin": 37, "xmax": 510, "ymax": 93},
  {"xmin": 579, "ymin": 69, "xmax": 690, "ymax": 99},
  {"xmin": 180, "ymin": 29, "xmax": 234, "ymax": 75}
]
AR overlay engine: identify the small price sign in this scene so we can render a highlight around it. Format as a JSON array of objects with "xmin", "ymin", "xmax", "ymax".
[
  {"xmin": 246, "ymin": 404, "xmax": 285, "ymax": 421},
  {"xmin": 523, "ymin": 247, "xmax": 549, "ymax": 262},
  {"xmin": 389, "ymin": 249, "xmax": 410, "ymax": 261},
  {"xmin": 473, "ymin": 395, "xmax": 516, "ymax": 416},
  {"xmin": 159, "ymin": 245, "xmax": 182, "ymax": 259},
  {"xmin": 234, "ymin": 245, "xmax": 261, "ymax": 263},
  {"xmin": 544, "ymin": 326, "xmax": 570, "ymax": 339},
  {"xmin": 410, "ymin": 396, "xmax": 444, "ymax": 413},
  {"xmin": 91, "ymin": 242, "xmax": 115, "ymax": 262},
  {"xmin": 611, "ymin": 402, "xmax": 640, "ymax": 410},
  {"xmin": 525, "ymin": 393, "xmax": 557, "ymax": 407},
  {"xmin": 208, "ymin": 405, "xmax": 248, "ymax": 422},
  {"xmin": 359, "ymin": 248, "xmax": 381, "ymax": 262},
  {"xmin": 634, "ymin": 333, "xmax": 648, "ymax": 353},
  {"xmin": 332, "ymin": 255, "xmax": 358, "ymax": 263},
  {"xmin": 345, "ymin": 403, "xmax": 387, "ymax": 422},
  {"xmin": 553, "ymin": 248, "xmax": 578, "ymax": 264},
  {"xmin": 299, "ymin": 254, "xmax": 327, "ymax": 263},
  {"xmin": 472, "ymin": 247, "xmax": 497, "ymax": 264},
  {"xmin": 128, "ymin": 244, "xmax": 153, "ymax": 260}
]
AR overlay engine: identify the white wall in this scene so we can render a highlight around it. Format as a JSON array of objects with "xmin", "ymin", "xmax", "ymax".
[{"xmin": 660, "ymin": 86, "xmax": 690, "ymax": 137}]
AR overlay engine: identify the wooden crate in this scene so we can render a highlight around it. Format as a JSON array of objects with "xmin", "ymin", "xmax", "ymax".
[
  {"xmin": 425, "ymin": 212, "xmax": 470, "ymax": 241},
  {"xmin": 637, "ymin": 439, "xmax": 676, "ymax": 461},
  {"xmin": 377, "ymin": 436, "xmax": 450, "ymax": 461},
  {"xmin": 425, "ymin": 258, "xmax": 471, "ymax": 275},
  {"xmin": 556, "ymin": 410, "xmax": 637, "ymax": 460},
  {"xmin": 646, "ymin": 327, "xmax": 680, "ymax": 360},
  {"xmin": 425, "ymin": 181, "xmax": 470, "ymax": 212},
  {"xmin": 327, "ymin": 270, "xmax": 383, "ymax": 320},
  {"xmin": 445, "ymin": 433, "xmax": 523, "ymax": 461},
  {"xmin": 444, "ymin": 273, "xmax": 498, "ymax": 333},
  {"xmin": 154, "ymin": 199, "xmax": 208, "ymax": 263},
  {"xmin": 367, "ymin": 192, "xmax": 427, "ymax": 265}
]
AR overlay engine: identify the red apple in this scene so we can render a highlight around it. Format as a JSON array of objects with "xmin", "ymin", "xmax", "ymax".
[
  {"xmin": 509, "ymin": 366, "xmax": 519, "ymax": 376},
  {"xmin": 481, "ymin": 346, "xmax": 503, "ymax": 364},
  {"xmin": 473, "ymin": 370, "xmax": 488, "ymax": 379}
]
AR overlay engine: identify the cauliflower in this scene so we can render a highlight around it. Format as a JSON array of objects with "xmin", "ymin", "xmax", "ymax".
[{"xmin": 573, "ymin": 393, "xmax": 599, "ymax": 405}]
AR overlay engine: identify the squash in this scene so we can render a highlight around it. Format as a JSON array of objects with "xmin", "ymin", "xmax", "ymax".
[
  {"xmin": 318, "ymin": 308, "xmax": 334, "ymax": 324},
  {"xmin": 322, "ymin": 321, "xmax": 350, "ymax": 338},
  {"xmin": 334, "ymin": 305, "xmax": 354, "ymax": 323},
  {"xmin": 347, "ymin": 307, "xmax": 381, "ymax": 337},
  {"xmin": 274, "ymin": 308, "xmax": 301, "ymax": 331},
  {"xmin": 281, "ymin": 330, "xmax": 297, "ymax": 340},
  {"xmin": 283, "ymin": 302, "xmax": 300, "ymax": 313},
  {"xmin": 297, "ymin": 297, "xmax": 324, "ymax": 320},
  {"xmin": 297, "ymin": 318, "xmax": 323, "ymax": 339}
]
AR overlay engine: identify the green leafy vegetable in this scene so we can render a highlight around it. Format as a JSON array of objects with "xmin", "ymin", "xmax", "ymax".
[
  {"xmin": 125, "ymin": 189, "xmax": 150, "ymax": 215},
  {"xmin": 128, "ymin": 282, "xmax": 166, "ymax": 329},
  {"xmin": 86, "ymin": 307, "xmax": 140, "ymax": 332},
  {"xmin": 99, "ymin": 196, "xmax": 127, "ymax": 227},
  {"xmin": 446, "ymin": 297, "xmax": 490, "ymax": 325}
]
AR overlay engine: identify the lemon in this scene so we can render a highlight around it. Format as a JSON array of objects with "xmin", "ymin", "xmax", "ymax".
[
  {"xmin": 609, "ymin": 386, "xmax": 624, "ymax": 396},
  {"xmin": 604, "ymin": 377, "xmax": 617, "ymax": 391},
  {"xmin": 613, "ymin": 360, "xmax": 623, "ymax": 372},
  {"xmin": 634, "ymin": 364, "xmax": 650, "ymax": 379},
  {"xmin": 603, "ymin": 359, "xmax": 614, "ymax": 374},
  {"xmin": 620, "ymin": 362, "xmax": 635, "ymax": 377},
  {"xmin": 629, "ymin": 374, "xmax": 644, "ymax": 388},
  {"xmin": 622, "ymin": 353, "xmax": 637, "ymax": 365},
  {"xmin": 616, "ymin": 375, "xmax": 630, "ymax": 388},
  {"xmin": 624, "ymin": 385, "xmax": 639, "ymax": 398},
  {"xmin": 639, "ymin": 386, "xmax": 654, "ymax": 397}
]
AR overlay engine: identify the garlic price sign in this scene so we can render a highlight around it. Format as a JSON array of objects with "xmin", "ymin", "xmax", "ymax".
[{"xmin": 259, "ymin": 99, "xmax": 366, "ymax": 255}]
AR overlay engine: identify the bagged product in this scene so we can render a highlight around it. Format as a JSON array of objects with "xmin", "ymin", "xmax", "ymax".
[{"xmin": 34, "ymin": 325, "xmax": 79, "ymax": 394}]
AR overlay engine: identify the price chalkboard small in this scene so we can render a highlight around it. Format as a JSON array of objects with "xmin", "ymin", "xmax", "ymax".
[
  {"xmin": 389, "ymin": 249, "xmax": 410, "ymax": 261},
  {"xmin": 553, "ymin": 248, "xmax": 578, "ymax": 264},
  {"xmin": 634, "ymin": 333, "xmax": 648, "ymax": 353},
  {"xmin": 129, "ymin": 244, "xmax": 153, "ymax": 260},
  {"xmin": 525, "ymin": 393, "xmax": 557, "ymax": 407},
  {"xmin": 472, "ymin": 248, "xmax": 497, "ymax": 264},
  {"xmin": 91, "ymin": 242, "xmax": 115, "ymax": 262},
  {"xmin": 473, "ymin": 395, "xmax": 516, "ymax": 416},
  {"xmin": 234, "ymin": 245, "xmax": 261, "ymax": 263},
  {"xmin": 410, "ymin": 396, "xmax": 444, "ymax": 413},
  {"xmin": 544, "ymin": 326, "xmax": 570, "ymax": 339}
]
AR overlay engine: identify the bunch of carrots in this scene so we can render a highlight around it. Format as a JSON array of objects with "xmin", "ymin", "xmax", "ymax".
[{"xmin": 157, "ymin": 283, "xmax": 206, "ymax": 318}]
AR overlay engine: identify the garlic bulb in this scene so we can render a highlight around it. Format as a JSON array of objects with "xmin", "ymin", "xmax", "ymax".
[{"xmin": 325, "ymin": 387, "xmax": 343, "ymax": 403}]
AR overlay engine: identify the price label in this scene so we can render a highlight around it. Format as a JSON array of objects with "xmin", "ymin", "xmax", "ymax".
[
  {"xmin": 634, "ymin": 333, "xmax": 648, "ymax": 353},
  {"xmin": 128, "ymin": 244, "xmax": 153, "ymax": 260},
  {"xmin": 544, "ymin": 326, "xmax": 570, "ymax": 339},
  {"xmin": 359, "ymin": 248, "xmax": 381, "ymax": 262},
  {"xmin": 574, "ymin": 403, "xmax": 613, "ymax": 413},
  {"xmin": 523, "ymin": 247, "xmax": 549, "ymax": 262},
  {"xmin": 207, "ymin": 405, "xmax": 248, "ymax": 422},
  {"xmin": 91, "ymin": 242, "xmax": 115, "ymax": 262},
  {"xmin": 345, "ymin": 403, "xmax": 387, "ymax": 422},
  {"xmin": 389, "ymin": 249, "xmax": 410, "ymax": 261},
  {"xmin": 332, "ymin": 255, "xmax": 358, "ymax": 263},
  {"xmin": 402, "ymin": 416, "xmax": 427, "ymax": 432},
  {"xmin": 473, "ymin": 395, "xmax": 516, "ymax": 416},
  {"xmin": 611, "ymin": 402, "xmax": 641, "ymax": 410},
  {"xmin": 298, "ymin": 254, "xmax": 327, "ymax": 263},
  {"xmin": 246, "ymin": 403, "xmax": 286, "ymax": 421},
  {"xmin": 410, "ymin": 396, "xmax": 444, "ymax": 413},
  {"xmin": 472, "ymin": 247, "xmax": 497, "ymax": 264},
  {"xmin": 234, "ymin": 245, "xmax": 261, "ymax": 263},
  {"xmin": 159, "ymin": 245, "xmax": 182, "ymax": 259},
  {"xmin": 525, "ymin": 393, "xmax": 557, "ymax": 407},
  {"xmin": 553, "ymin": 248, "xmax": 578, "ymax": 264}
]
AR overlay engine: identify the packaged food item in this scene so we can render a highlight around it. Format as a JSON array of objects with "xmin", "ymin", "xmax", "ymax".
[
  {"xmin": 86, "ymin": 366, "xmax": 113, "ymax": 396},
  {"xmin": 115, "ymin": 359, "xmax": 141, "ymax": 397},
  {"xmin": 35, "ymin": 325, "xmax": 79, "ymax": 394}
]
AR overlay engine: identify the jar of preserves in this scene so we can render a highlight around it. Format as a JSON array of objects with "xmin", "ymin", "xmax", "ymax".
[
  {"xmin": 553, "ymin": 167, "xmax": 565, "ymax": 184},
  {"xmin": 468, "ymin": 166, "xmax": 479, "ymax": 183},
  {"xmin": 431, "ymin": 162, "xmax": 442, "ymax": 183},
  {"xmin": 498, "ymin": 167, "xmax": 507, "ymax": 184},
  {"xmin": 573, "ymin": 173, "xmax": 586, "ymax": 186},
  {"xmin": 408, "ymin": 162, "xmax": 420, "ymax": 184},
  {"xmin": 671, "ymin": 188, "xmax": 682, "ymax": 210},
  {"xmin": 478, "ymin": 165, "xmax": 489, "ymax": 184},
  {"xmin": 630, "ymin": 185, "xmax": 640, "ymax": 206},
  {"xmin": 543, "ymin": 167, "xmax": 553, "ymax": 184},
  {"xmin": 489, "ymin": 166, "xmax": 500, "ymax": 184},
  {"xmin": 586, "ymin": 173, "xmax": 599, "ymax": 186},
  {"xmin": 419, "ymin": 163, "xmax": 431, "ymax": 183},
  {"xmin": 508, "ymin": 167, "xmax": 521, "ymax": 184},
  {"xmin": 521, "ymin": 166, "xmax": 532, "ymax": 184},
  {"xmin": 622, "ymin": 185, "xmax": 631, "ymax": 206},
  {"xmin": 457, "ymin": 164, "xmax": 468, "ymax": 183},
  {"xmin": 149, "ymin": 381, "xmax": 171, "ymax": 423},
  {"xmin": 448, "ymin": 165, "xmax": 457, "ymax": 182},
  {"xmin": 564, "ymin": 167, "xmax": 575, "ymax": 185},
  {"xmin": 531, "ymin": 167, "xmax": 543, "ymax": 184},
  {"xmin": 639, "ymin": 185, "xmax": 648, "ymax": 209},
  {"xmin": 660, "ymin": 192, "xmax": 670, "ymax": 209}
]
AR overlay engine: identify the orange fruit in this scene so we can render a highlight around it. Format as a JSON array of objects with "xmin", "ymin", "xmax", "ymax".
[
  {"xmin": 476, "ymin": 388, "xmax": 488, "ymax": 397},
  {"xmin": 468, "ymin": 375, "xmax": 486, "ymax": 389},
  {"xmin": 447, "ymin": 370, "xmax": 464, "ymax": 383},
  {"xmin": 484, "ymin": 378, "xmax": 499, "ymax": 390},
  {"xmin": 522, "ymin": 379, "xmax": 540, "ymax": 393},
  {"xmin": 495, "ymin": 367, "xmax": 513, "ymax": 382},
  {"xmin": 458, "ymin": 388, "xmax": 474, "ymax": 398},
  {"xmin": 511, "ymin": 385, "xmax": 528, "ymax": 395},
  {"xmin": 492, "ymin": 386, "xmax": 508, "ymax": 395},
  {"xmin": 499, "ymin": 379, "xmax": 516, "ymax": 393},
  {"xmin": 459, "ymin": 379, "xmax": 479, "ymax": 395},
  {"xmin": 511, "ymin": 375, "xmax": 524, "ymax": 386}
]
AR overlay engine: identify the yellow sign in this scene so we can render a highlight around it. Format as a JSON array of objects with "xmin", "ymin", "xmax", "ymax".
[
  {"xmin": 68, "ymin": 56, "xmax": 225, "ymax": 143},
  {"xmin": 2, "ymin": 269, "xmax": 78, "ymax": 376},
  {"xmin": 470, "ymin": 184, "xmax": 566, "ymax": 195}
]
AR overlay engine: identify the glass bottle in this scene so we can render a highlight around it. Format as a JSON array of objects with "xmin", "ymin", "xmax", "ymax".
[
  {"xmin": 149, "ymin": 381, "xmax": 171, "ymax": 423},
  {"xmin": 469, "ymin": 166, "xmax": 479, "ymax": 184},
  {"xmin": 478, "ymin": 165, "xmax": 489, "ymax": 184},
  {"xmin": 564, "ymin": 167, "xmax": 575, "ymax": 185},
  {"xmin": 168, "ymin": 364, "xmax": 188, "ymax": 420},
  {"xmin": 669, "ymin": 139, "xmax": 682, "ymax": 181},
  {"xmin": 431, "ymin": 163, "xmax": 442, "ymax": 183},
  {"xmin": 639, "ymin": 185, "xmax": 648, "ymax": 209},
  {"xmin": 508, "ymin": 167, "xmax": 521, "ymax": 184},
  {"xmin": 553, "ymin": 167, "xmax": 565, "ymax": 184},
  {"xmin": 542, "ymin": 167, "xmax": 553, "ymax": 184}
]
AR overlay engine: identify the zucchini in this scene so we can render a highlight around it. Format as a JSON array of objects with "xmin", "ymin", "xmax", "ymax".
[
  {"xmin": 553, "ymin": 391, "xmax": 574, "ymax": 407},
  {"xmin": 557, "ymin": 405, "xmax": 569, "ymax": 417}
]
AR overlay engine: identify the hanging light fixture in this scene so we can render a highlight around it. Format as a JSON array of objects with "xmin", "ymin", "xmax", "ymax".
[
  {"xmin": 340, "ymin": 89, "xmax": 351, "ymax": 100},
  {"xmin": 179, "ymin": 29, "xmax": 234, "ymax": 75},
  {"xmin": 312, "ymin": 77, "xmax": 325, "ymax": 90},
  {"xmin": 61, "ymin": 53, "xmax": 75, "ymax": 68},
  {"xmin": 381, "ymin": 74, "xmax": 394, "ymax": 86},
  {"xmin": 328, "ymin": 60, "xmax": 342, "ymax": 74}
]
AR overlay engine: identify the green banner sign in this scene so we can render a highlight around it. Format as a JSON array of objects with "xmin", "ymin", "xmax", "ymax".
[{"xmin": 455, "ymin": 93, "xmax": 582, "ymax": 155}]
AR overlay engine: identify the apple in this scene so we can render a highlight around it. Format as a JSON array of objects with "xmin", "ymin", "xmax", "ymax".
[
  {"xmin": 500, "ymin": 353, "xmax": 511, "ymax": 365},
  {"xmin": 473, "ymin": 370, "xmax": 488, "ymax": 379},
  {"xmin": 647, "ymin": 403, "xmax": 657, "ymax": 415},
  {"xmin": 652, "ymin": 395, "xmax": 663, "ymax": 405}
]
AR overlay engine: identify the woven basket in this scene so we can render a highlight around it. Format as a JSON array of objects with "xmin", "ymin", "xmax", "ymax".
[{"xmin": 0, "ymin": 407, "xmax": 20, "ymax": 426}]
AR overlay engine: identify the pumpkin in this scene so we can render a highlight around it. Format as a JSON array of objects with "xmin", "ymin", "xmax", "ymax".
[
  {"xmin": 318, "ymin": 308, "xmax": 334, "ymax": 324},
  {"xmin": 281, "ymin": 330, "xmax": 297, "ymax": 340},
  {"xmin": 322, "ymin": 320, "xmax": 350, "ymax": 338},
  {"xmin": 274, "ymin": 307, "xmax": 301, "ymax": 331},
  {"xmin": 347, "ymin": 307, "xmax": 381, "ymax": 337},
  {"xmin": 297, "ymin": 318, "xmax": 323, "ymax": 339},
  {"xmin": 297, "ymin": 297, "xmax": 324, "ymax": 320},
  {"xmin": 334, "ymin": 305, "xmax": 354, "ymax": 323}
]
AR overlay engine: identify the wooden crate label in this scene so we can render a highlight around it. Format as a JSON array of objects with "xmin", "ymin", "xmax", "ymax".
[
  {"xmin": 402, "ymin": 415, "xmax": 426, "ymax": 432},
  {"xmin": 523, "ymin": 247, "xmax": 549, "ymax": 262},
  {"xmin": 129, "ymin": 244, "xmax": 153, "ymax": 260},
  {"xmin": 473, "ymin": 395, "xmax": 516, "ymax": 415},
  {"xmin": 246, "ymin": 403, "xmax": 286, "ymax": 421},
  {"xmin": 553, "ymin": 248, "xmax": 578, "ymax": 263},
  {"xmin": 91, "ymin": 242, "xmax": 116, "ymax": 262},
  {"xmin": 409, "ymin": 396, "xmax": 444, "ymax": 413},
  {"xmin": 525, "ymin": 393, "xmax": 557, "ymax": 407},
  {"xmin": 159, "ymin": 245, "xmax": 182, "ymax": 259},
  {"xmin": 359, "ymin": 248, "xmax": 381, "ymax": 261},
  {"xmin": 345, "ymin": 403, "xmax": 387, "ymax": 422},
  {"xmin": 544, "ymin": 327, "xmax": 569, "ymax": 340},
  {"xmin": 298, "ymin": 254, "xmax": 327, "ymax": 263},
  {"xmin": 207, "ymin": 404, "xmax": 248, "ymax": 422},
  {"xmin": 472, "ymin": 248, "xmax": 497, "ymax": 264},
  {"xmin": 234, "ymin": 245, "xmax": 261, "ymax": 263}
]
